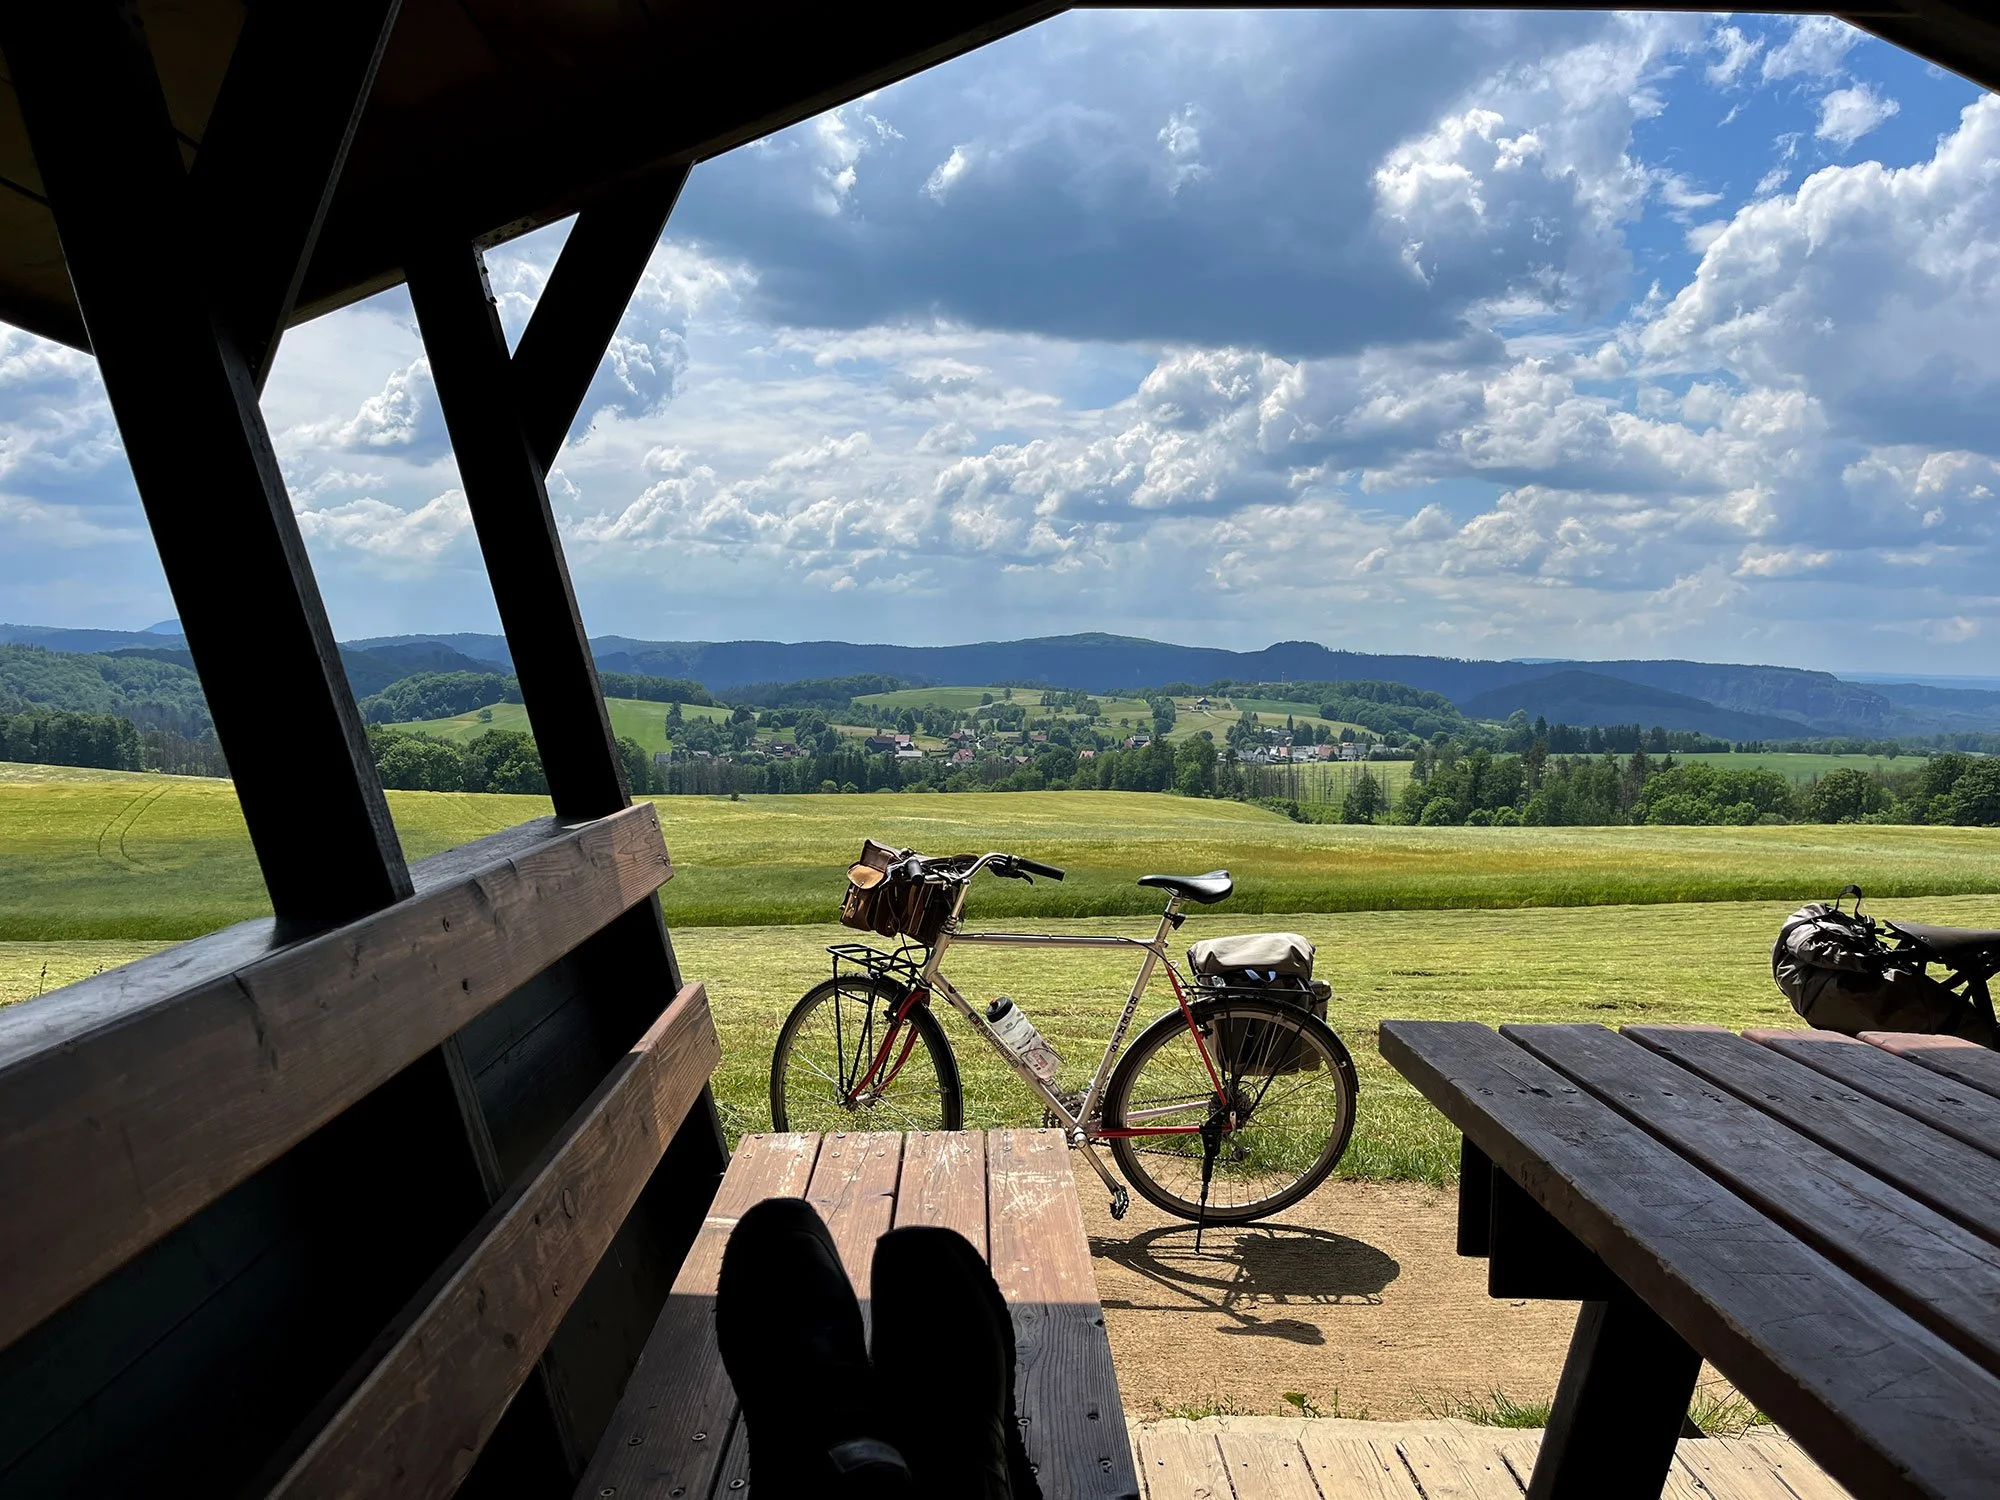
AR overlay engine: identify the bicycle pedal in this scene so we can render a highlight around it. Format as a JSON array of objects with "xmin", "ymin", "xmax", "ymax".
[{"xmin": 1109, "ymin": 1184, "xmax": 1130, "ymax": 1221}]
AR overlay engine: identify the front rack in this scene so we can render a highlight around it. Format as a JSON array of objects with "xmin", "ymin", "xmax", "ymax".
[{"xmin": 826, "ymin": 941, "xmax": 930, "ymax": 994}]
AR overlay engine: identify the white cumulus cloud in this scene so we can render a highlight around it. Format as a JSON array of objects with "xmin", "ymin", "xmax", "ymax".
[{"xmin": 1815, "ymin": 82, "xmax": 1900, "ymax": 149}]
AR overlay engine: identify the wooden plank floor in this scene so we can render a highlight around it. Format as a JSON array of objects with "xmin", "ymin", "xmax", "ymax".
[
  {"xmin": 573, "ymin": 1129, "xmax": 1138, "ymax": 1500},
  {"xmin": 1132, "ymin": 1419, "xmax": 1850, "ymax": 1500}
]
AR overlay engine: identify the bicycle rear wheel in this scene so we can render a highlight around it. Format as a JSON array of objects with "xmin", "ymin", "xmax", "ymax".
[
  {"xmin": 1101, "ymin": 995, "xmax": 1356, "ymax": 1224},
  {"xmin": 770, "ymin": 974, "xmax": 964, "ymax": 1133}
]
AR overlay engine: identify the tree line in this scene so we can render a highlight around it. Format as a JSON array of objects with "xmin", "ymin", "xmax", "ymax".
[
  {"xmin": 0, "ymin": 707, "xmax": 230, "ymax": 777},
  {"xmin": 368, "ymin": 724, "xmax": 663, "ymax": 798},
  {"xmin": 1394, "ymin": 745, "xmax": 2000, "ymax": 827}
]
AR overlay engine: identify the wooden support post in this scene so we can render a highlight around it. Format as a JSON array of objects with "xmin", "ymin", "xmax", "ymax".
[
  {"xmin": 3, "ymin": 2, "xmax": 406, "ymax": 937},
  {"xmin": 1486, "ymin": 1171, "xmax": 1624, "ymax": 1303},
  {"xmin": 1526, "ymin": 1290, "xmax": 1703, "ymax": 1500},
  {"xmin": 408, "ymin": 200, "xmax": 728, "ymax": 1467},
  {"xmin": 0, "ymin": 13, "xmax": 583, "ymax": 1496},
  {"xmin": 406, "ymin": 236, "xmax": 634, "ymax": 820},
  {"xmin": 1456, "ymin": 1136, "xmax": 1493, "ymax": 1257},
  {"xmin": 187, "ymin": 0, "xmax": 403, "ymax": 391},
  {"xmin": 512, "ymin": 173, "xmax": 689, "ymax": 474}
]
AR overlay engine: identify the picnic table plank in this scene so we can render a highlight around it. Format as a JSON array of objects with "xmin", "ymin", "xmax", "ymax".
[
  {"xmin": 1297, "ymin": 1431, "xmax": 1425, "ymax": 1499},
  {"xmin": 1624, "ymin": 1026, "xmax": 2000, "ymax": 1247},
  {"xmin": 1860, "ymin": 1031, "xmax": 2000, "ymax": 1104},
  {"xmin": 1395, "ymin": 1433, "xmax": 1523, "ymax": 1499},
  {"xmin": 1214, "ymin": 1429, "xmax": 1323, "ymax": 1499},
  {"xmin": 1133, "ymin": 1424, "xmax": 1231, "ymax": 1500},
  {"xmin": 894, "ymin": 1129, "xmax": 988, "ymax": 1248},
  {"xmin": 569, "ymin": 1132, "xmax": 821, "ymax": 1500},
  {"xmin": 987, "ymin": 1128, "xmax": 1140, "ymax": 1500},
  {"xmin": 1379, "ymin": 1019, "xmax": 2000, "ymax": 1499},
  {"xmin": 1746, "ymin": 1029, "xmax": 2000, "ymax": 1162},
  {"xmin": 1506, "ymin": 1023, "xmax": 2000, "ymax": 1377}
]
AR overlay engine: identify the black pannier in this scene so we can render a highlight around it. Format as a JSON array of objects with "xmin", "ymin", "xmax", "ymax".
[
  {"xmin": 1187, "ymin": 932, "xmax": 1330, "ymax": 1075},
  {"xmin": 839, "ymin": 839, "xmax": 955, "ymax": 948},
  {"xmin": 1773, "ymin": 886, "xmax": 1997, "ymax": 1045}
]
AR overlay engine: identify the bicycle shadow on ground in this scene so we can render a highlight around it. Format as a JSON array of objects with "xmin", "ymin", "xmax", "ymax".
[{"xmin": 1091, "ymin": 1222, "xmax": 1401, "ymax": 1344}]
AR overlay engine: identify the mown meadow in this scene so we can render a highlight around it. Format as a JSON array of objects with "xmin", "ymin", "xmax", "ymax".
[
  {"xmin": 7, "ymin": 763, "xmax": 2000, "ymax": 1182},
  {"xmin": 8, "ymin": 765, "xmax": 1999, "ymax": 940}
]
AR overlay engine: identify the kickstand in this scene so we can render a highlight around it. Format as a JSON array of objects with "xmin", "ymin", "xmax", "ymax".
[{"xmin": 1194, "ymin": 1113, "xmax": 1223, "ymax": 1254}]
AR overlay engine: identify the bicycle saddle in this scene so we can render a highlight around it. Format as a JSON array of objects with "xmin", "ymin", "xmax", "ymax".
[
  {"xmin": 1137, "ymin": 871, "xmax": 1234, "ymax": 904},
  {"xmin": 1886, "ymin": 921, "xmax": 2000, "ymax": 964}
]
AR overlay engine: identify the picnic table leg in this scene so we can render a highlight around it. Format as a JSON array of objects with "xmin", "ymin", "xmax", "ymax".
[
  {"xmin": 1526, "ymin": 1290, "xmax": 1701, "ymax": 1500},
  {"xmin": 1457, "ymin": 1139, "xmax": 1701, "ymax": 1500}
]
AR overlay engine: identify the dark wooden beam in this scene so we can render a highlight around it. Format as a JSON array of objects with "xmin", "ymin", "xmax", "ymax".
[
  {"xmin": 1526, "ymin": 1291, "xmax": 1702, "ymax": 1500},
  {"xmin": 512, "ymin": 170, "xmax": 688, "ymax": 474},
  {"xmin": 0, "ymin": 805, "xmax": 675, "ymax": 1352},
  {"xmin": 187, "ymin": 0, "xmax": 403, "ymax": 391},
  {"xmin": 266, "ymin": 985, "xmax": 720, "ymax": 1500},
  {"xmin": 408, "ymin": 224, "xmax": 729, "ymax": 1469},
  {"xmin": 2, "ymin": 2, "xmax": 407, "ymax": 936},
  {"xmin": 406, "ymin": 239, "xmax": 631, "ymax": 820}
]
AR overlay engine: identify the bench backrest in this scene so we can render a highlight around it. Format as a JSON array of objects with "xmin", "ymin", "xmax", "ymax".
[{"xmin": 0, "ymin": 806, "xmax": 722, "ymax": 1498}]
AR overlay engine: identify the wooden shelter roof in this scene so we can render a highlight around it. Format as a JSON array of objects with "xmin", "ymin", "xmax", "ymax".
[{"xmin": 1, "ymin": 1, "xmax": 1997, "ymax": 354}]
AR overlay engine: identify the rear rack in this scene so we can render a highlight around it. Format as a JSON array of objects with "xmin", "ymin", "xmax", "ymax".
[{"xmin": 827, "ymin": 942, "xmax": 930, "ymax": 993}]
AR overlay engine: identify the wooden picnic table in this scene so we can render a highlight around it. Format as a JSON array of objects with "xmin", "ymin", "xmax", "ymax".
[
  {"xmin": 572, "ymin": 1129, "xmax": 1140, "ymax": 1500},
  {"xmin": 1380, "ymin": 1021, "xmax": 2000, "ymax": 1500}
]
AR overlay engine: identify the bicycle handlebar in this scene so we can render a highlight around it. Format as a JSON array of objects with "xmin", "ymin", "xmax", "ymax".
[{"xmin": 900, "ymin": 850, "xmax": 1065, "ymax": 884}]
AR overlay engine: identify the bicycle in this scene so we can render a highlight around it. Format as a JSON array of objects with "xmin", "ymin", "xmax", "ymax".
[{"xmin": 769, "ymin": 849, "xmax": 1360, "ymax": 1229}]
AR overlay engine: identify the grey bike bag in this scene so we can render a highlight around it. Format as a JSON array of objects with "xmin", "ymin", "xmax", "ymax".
[
  {"xmin": 1188, "ymin": 932, "xmax": 1327, "ymax": 1074},
  {"xmin": 1187, "ymin": 932, "xmax": 1316, "ymax": 979}
]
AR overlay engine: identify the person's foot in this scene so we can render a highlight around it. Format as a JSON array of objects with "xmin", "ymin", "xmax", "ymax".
[
  {"xmin": 716, "ymin": 1197, "xmax": 912, "ymax": 1497},
  {"xmin": 870, "ymin": 1226, "xmax": 1041, "ymax": 1500}
]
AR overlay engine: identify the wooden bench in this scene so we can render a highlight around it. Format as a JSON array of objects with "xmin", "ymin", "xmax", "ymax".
[
  {"xmin": 575, "ymin": 1129, "xmax": 1140, "ymax": 1500},
  {"xmin": 0, "ymin": 802, "xmax": 1136, "ymax": 1499},
  {"xmin": 1381, "ymin": 1019, "xmax": 2000, "ymax": 1500}
]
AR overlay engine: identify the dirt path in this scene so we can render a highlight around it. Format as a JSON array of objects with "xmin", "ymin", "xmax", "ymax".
[{"xmin": 1082, "ymin": 1177, "xmax": 1580, "ymax": 1421}]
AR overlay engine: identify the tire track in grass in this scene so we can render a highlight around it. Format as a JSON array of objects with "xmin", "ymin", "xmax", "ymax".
[{"xmin": 94, "ymin": 785, "xmax": 168, "ymax": 870}]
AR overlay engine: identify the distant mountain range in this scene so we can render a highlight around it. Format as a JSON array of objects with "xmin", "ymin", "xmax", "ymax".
[
  {"xmin": 7, "ymin": 623, "xmax": 1999, "ymax": 739},
  {"xmin": 1459, "ymin": 671, "xmax": 1808, "ymax": 741}
]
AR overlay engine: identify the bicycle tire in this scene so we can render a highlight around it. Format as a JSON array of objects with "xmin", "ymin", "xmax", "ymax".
[
  {"xmin": 1101, "ymin": 995, "xmax": 1357, "ymax": 1224},
  {"xmin": 770, "ymin": 973, "xmax": 964, "ymax": 1133}
]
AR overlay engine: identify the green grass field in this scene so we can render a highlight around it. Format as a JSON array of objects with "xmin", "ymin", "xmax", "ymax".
[
  {"xmin": 9, "ymin": 761, "xmax": 1999, "ymax": 1185},
  {"xmin": 387, "ymin": 695, "xmax": 733, "ymax": 754},
  {"xmin": 17, "ymin": 893, "xmax": 1999, "ymax": 1182},
  {"xmin": 9, "ymin": 766, "xmax": 2000, "ymax": 942}
]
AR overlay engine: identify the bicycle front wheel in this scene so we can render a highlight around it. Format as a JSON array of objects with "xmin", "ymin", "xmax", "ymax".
[
  {"xmin": 1102, "ymin": 996, "xmax": 1357, "ymax": 1224},
  {"xmin": 770, "ymin": 974, "xmax": 964, "ymax": 1133}
]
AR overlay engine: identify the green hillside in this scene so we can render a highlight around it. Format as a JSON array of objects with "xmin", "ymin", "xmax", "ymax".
[{"xmin": 387, "ymin": 696, "xmax": 733, "ymax": 755}]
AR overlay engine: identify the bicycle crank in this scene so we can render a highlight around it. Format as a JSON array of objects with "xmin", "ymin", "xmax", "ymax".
[{"xmin": 1070, "ymin": 1134, "xmax": 1131, "ymax": 1219}]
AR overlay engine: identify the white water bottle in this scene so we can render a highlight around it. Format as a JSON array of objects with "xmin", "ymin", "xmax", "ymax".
[{"xmin": 986, "ymin": 996, "xmax": 1062, "ymax": 1084}]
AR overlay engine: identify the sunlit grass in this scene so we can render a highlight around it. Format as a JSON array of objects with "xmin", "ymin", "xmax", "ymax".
[
  {"xmin": 16, "ymin": 892, "xmax": 2000, "ymax": 1183},
  {"xmin": 11, "ymin": 770, "xmax": 1998, "ymax": 940}
]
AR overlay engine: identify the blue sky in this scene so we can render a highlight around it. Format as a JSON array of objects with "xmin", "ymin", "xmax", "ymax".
[{"xmin": 0, "ymin": 11, "xmax": 1994, "ymax": 673}]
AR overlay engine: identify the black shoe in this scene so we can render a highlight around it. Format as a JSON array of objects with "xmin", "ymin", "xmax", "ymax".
[
  {"xmin": 870, "ymin": 1226, "xmax": 1041, "ymax": 1500},
  {"xmin": 716, "ymin": 1198, "xmax": 912, "ymax": 1498}
]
